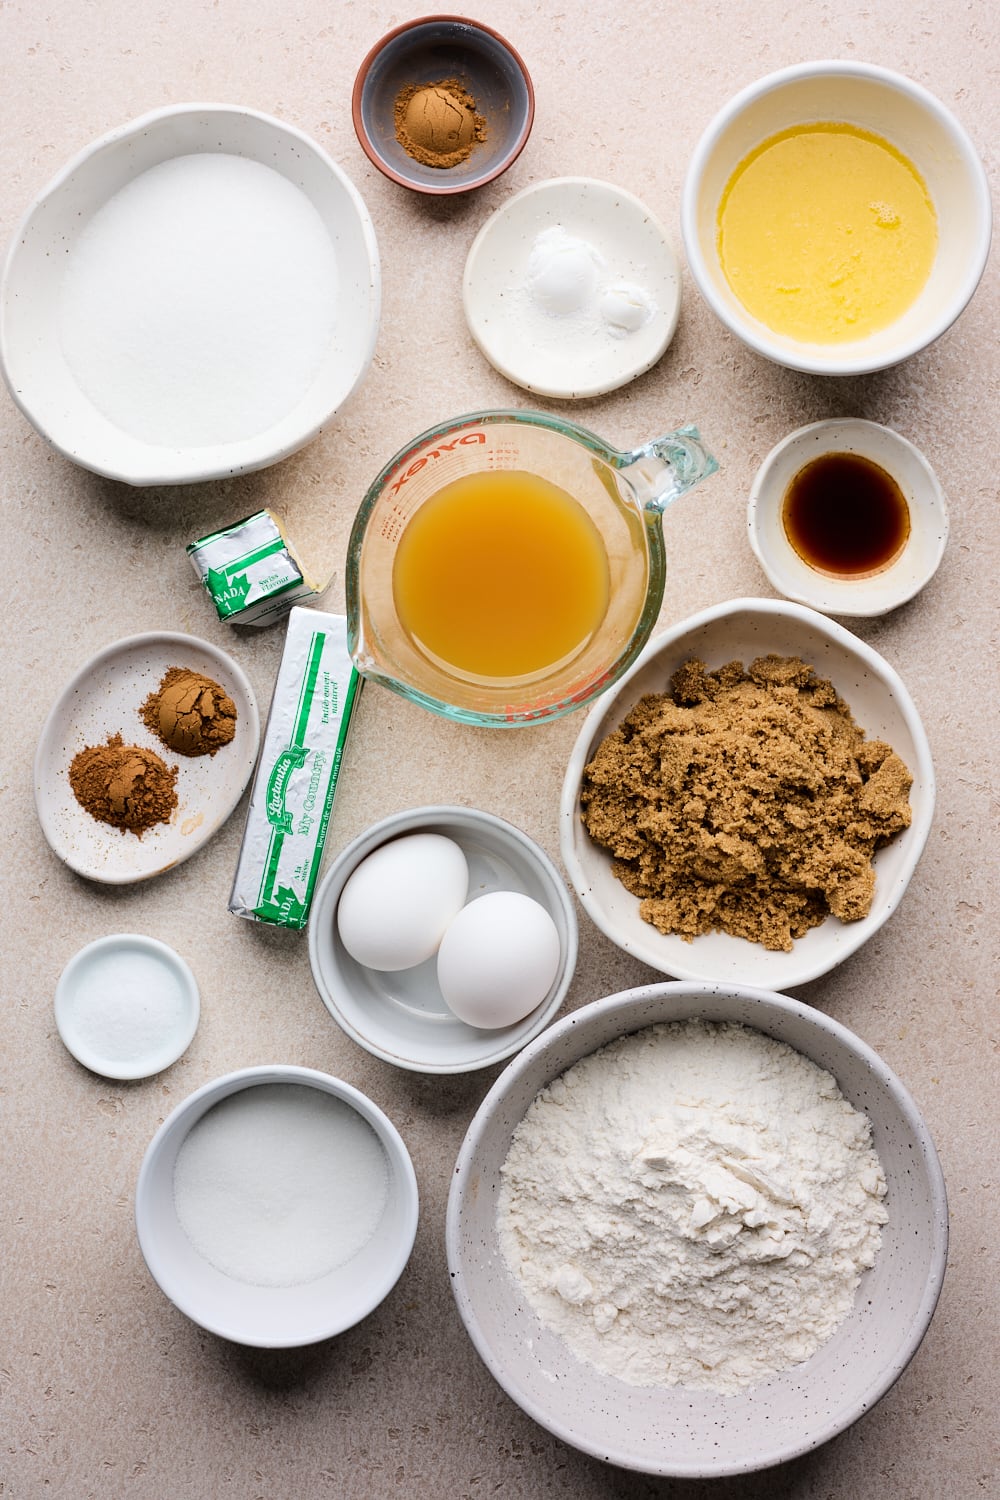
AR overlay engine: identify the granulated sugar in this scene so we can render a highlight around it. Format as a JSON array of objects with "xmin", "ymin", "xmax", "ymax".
[
  {"xmin": 173, "ymin": 1083, "xmax": 389, "ymax": 1287},
  {"xmin": 59, "ymin": 152, "xmax": 339, "ymax": 447}
]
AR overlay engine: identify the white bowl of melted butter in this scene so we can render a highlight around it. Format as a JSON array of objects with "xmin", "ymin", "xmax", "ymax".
[{"xmin": 681, "ymin": 61, "xmax": 991, "ymax": 374}]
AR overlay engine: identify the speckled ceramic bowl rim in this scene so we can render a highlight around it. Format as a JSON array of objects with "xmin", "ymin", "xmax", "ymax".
[
  {"xmin": 446, "ymin": 981, "xmax": 949, "ymax": 1477},
  {"xmin": 351, "ymin": 15, "xmax": 535, "ymax": 195}
]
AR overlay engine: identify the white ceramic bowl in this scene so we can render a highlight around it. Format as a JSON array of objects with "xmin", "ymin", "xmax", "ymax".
[
  {"xmin": 559, "ymin": 599, "xmax": 934, "ymax": 990},
  {"xmin": 135, "ymin": 1066, "xmax": 418, "ymax": 1347},
  {"xmin": 0, "ymin": 104, "xmax": 380, "ymax": 484},
  {"xmin": 681, "ymin": 60, "xmax": 991, "ymax": 375},
  {"xmin": 748, "ymin": 419, "xmax": 949, "ymax": 616},
  {"xmin": 308, "ymin": 806, "xmax": 578, "ymax": 1073},
  {"xmin": 55, "ymin": 934, "xmax": 200, "ymax": 1080},
  {"xmin": 463, "ymin": 177, "xmax": 681, "ymax": 398},
  {"xmin": 447, "ymin": 981, "xmax": 948, "ymax": 1477}
]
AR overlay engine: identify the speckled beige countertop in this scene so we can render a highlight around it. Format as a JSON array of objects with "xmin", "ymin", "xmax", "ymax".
[{"xmin": 2, "ymin": 2, "xmax": 998, "ymax": 1497}]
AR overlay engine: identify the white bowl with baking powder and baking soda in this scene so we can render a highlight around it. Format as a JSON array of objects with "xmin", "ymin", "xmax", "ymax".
[
  {"xmin": 135, "ymin": 1066, "xmax": 418, "ymax": 1347},
  {"xmin": 447, "ymin": 981, "xmax": 948, "ymax": 1477}
]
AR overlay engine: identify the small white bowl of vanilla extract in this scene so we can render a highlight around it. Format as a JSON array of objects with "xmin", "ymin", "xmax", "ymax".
[{"xmin": 748, "ymin": 418, "xmax": 949, "ymax": 617}]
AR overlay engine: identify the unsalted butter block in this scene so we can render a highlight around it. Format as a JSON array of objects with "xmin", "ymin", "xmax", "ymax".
[
  {"xmin": 187, "ymin": 509, "xmax": 327, "ymax": 626},
  {"xmin": 229, "ymin": 608, "xmax": 361, "ymax": 929}
]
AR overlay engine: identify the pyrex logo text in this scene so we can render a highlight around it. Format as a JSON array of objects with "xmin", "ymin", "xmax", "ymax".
[{"xmin": 388, "ymin": 431, "xmax": 485, "ymax": 496}]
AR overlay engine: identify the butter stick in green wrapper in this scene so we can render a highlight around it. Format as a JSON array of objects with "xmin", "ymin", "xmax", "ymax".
[{"xmin": 229, "ymin": 608, "xmax": 361, "ymax": 929}]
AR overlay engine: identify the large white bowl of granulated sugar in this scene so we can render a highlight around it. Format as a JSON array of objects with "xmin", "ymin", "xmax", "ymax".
[
  {"xmin": 136, "ymin": 1066, "xmax": 418, "ymax": 1347},
  {"xmin": 447, "ymin": 981, "xmax": 948, "ymax": 1477},
  {"xmin": 0, "ymin": 105, "xmax": 380, "ymax": 485}
]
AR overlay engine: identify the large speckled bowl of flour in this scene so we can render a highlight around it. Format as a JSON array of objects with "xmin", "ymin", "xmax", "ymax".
[{"xmin": 446, "ymin": 981, "xmax": 947, "ymax": 1477}]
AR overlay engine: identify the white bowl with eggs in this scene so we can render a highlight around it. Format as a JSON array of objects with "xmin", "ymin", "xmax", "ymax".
[
  {"xmin": 308, "ymin": 806, "xmax": 578, "ymax": 1074},
  {"xmin": 559, "ymin": 598, "xmax": 935, "ymax": 992},
  {"xmin": 447, "ymin": 980, "xmax": 948, "ymax": 1475},
  {"xmin": 0, "ymin": 104, "xmax": 380, "ymax": 484},
  {"xmin": 681, "ymin": 60, "xmax": 991, "ymax": 375},
  {"xmin": 135, "ymin": 1065, "xmax": 418, "ymax": 1348}
]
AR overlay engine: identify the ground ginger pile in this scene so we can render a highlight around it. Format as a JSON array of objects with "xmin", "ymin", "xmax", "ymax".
[{"xmin": 580, "ymin": 655, "xmax": 913, "ymax": 952}]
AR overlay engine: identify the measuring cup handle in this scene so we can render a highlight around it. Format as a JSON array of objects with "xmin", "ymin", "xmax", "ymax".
[{"xmin": 619, "ymin": 425, "xmax": 719, "ymax": 512}]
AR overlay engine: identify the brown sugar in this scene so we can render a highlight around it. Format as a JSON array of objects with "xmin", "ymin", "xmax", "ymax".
[{"xmin": 580, "ymin": 655, "xmax": 913, "ymax": 952}]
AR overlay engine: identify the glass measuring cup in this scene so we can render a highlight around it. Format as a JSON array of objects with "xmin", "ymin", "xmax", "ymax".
[{"xmin": 346, "ymin": 409, "xmax": 718, "ymax": 726}]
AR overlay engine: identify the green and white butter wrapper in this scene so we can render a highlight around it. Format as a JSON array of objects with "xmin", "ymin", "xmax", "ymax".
[
  {"xmin": 187, "ymin": 509, "xmax": 326, "ymax": 626},
  {"xmin": 230, "ymin": 608, "xmax": 361, "ymax": 930}
]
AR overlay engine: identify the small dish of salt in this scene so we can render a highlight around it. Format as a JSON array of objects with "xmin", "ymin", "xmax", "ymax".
[
  {"xmin": 55, "ymin": 934, "xmax": 199, "ymax": 1080},
  {"xmin": 463, "ymin": 177, "xmax": 681, "ymax": 399}
]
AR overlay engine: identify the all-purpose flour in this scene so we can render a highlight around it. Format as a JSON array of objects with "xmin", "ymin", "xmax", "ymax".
[{"xmin": 497, "ymin": 1019, "xmax": 888, "ymax": 1394}]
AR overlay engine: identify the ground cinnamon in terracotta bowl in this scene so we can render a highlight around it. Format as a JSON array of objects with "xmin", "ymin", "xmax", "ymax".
[{"xmin": 352, "ymin": 17, "xmax": 533, "ymax": 196}]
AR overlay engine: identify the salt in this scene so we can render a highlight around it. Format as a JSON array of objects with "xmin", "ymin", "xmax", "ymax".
[
  {"xmin": 58, "ymin": 153, "xmax": 340, "ymax": 447},
  {"xmin": 70, "ymin": 949, "xmax": 190, "ymax": 1064},
  {"xmin": 54, "ymin": 935, "xmax": 199, "ymax": 1079},
  {"xmin": 172, "ymin": 1084, "xmax": 389, "ymax": 1287}
]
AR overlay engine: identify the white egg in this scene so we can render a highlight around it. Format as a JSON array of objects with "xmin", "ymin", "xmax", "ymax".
[
  {"xmin": 436, "ymin": 890, "xmax": 562, "ymax": 1029},
  {"xmin": 337, "ymin": 833, "xmax": 469, "ymax": 972}
]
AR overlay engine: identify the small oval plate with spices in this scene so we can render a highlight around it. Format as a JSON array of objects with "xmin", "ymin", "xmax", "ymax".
[
  {"xmin": 559, "ymin": 598, "xmax": 935, "ymax": 991},
  {"xmin": 35, "ymin": 632, "xmax": 260, "ymax": 884}
]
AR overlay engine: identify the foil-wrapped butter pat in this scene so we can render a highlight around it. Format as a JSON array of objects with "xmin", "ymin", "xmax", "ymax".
[{"xmin": 187, "ymin": 509, "xmax": 327, "ymax": 626}]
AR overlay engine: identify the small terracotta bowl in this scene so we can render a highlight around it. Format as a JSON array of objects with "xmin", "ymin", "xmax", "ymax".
[{"xmin": 352, "ymin": 15, "xmax": 534, "ymax": 195}]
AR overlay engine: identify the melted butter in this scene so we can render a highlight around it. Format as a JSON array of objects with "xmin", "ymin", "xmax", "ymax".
[{"xmin": 717, "ymin": 123, "xmax": 938, "ymax": 343}]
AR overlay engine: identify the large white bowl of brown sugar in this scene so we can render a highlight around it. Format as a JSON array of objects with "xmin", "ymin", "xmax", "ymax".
[{"xmin": 559, "ymin": 598, "xmax": 934, "ymax": 990}]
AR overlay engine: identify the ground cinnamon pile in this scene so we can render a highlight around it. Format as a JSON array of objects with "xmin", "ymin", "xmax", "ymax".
[
  {"xmin": 580, "ymin": 655, "xmax": 913, "ymax": 952},
  {"xmin": 140, "ymin": 666, "xmax": 237, "ymax": 757},
  {"xmin": 393, "ymin": 78, "xmax": 487, "ymax": 169},
  {"xmin": 69, "ymin": 733, "xmax": 178, "ymax": 837}
]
